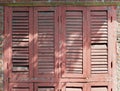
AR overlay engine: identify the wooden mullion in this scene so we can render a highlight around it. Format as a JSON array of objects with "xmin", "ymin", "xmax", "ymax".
[
  {"xmin": 112, "ymin": 6, "xmax": 117, "ymax": 91},
  {"xmin": 33, "ymin": 7, "xmax": 38, "ymax": 78},
  {"xmin": 85, "ymin": 7, "xmax": 91, "ymax": 78},
  {"xmin": 4, "ymin": 6, "xmax": 12, "ymax": 91},
  {"xmin": 108, "ymin": 6, "xmax": 117, "ymax": 91},
  {"xmin": 61, "ymin": 6, "xmax": 66, "ymax": 78},
  {"xmin": 29, "ymin": 7, "xmax": 34, "ymax": 78},
  {"xmin": 108, "ymin": 6, "xmax": 113, "ymax": 78},
  {"xmin": 8, "ymin": 7, "xmax": 12, "ymax": 79},
  {"xmin": 54, "ymin": 7, "xmax": 59, "ymax": 83},
  {"xmin": 58, "ymin": 6, "xmax": 62, "ymax": 81}
]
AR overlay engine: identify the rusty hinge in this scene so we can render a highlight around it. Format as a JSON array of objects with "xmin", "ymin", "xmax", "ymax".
[
  {"xmin": 111, "ymin": 16, "xmax": 113, "ymax": 22},
  {"xmin": 111, "ymin": 88, "xmax": 112, "ymax": 91},
  {"xmin": 58, "ymin": 89, "xmax": 61, "ymax": 91},
  {"xmin": 111, "ymin": 61, "xmax": 113, "ymax": 68}
]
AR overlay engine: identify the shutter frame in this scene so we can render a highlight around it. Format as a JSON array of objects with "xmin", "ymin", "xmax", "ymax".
[
  {"xmin": 5, "ymin": 7, "xmax": 34, "ymax": 82},
  {"xmin": 4, "ymin": 6, "xmax": 12, "ymax": 91},
  {"xmin": 60, "ymin": 7, "xmax": 89, "ymax": 78},
  {"xmin": 4, "ymin": 6, "xmax": 116, "ymax": 91},
  {"xmin": 33, "ymin": 7, "xmax": 59, "ymax": 83},
  {"xmin": 89, "ymin": 6, "xmax": 116, "ymax": 82}
]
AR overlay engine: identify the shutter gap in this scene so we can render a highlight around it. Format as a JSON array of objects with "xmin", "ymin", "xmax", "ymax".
[{"xmin": 91, "ymin": 43, "xmax": 107, "ymax": 46}]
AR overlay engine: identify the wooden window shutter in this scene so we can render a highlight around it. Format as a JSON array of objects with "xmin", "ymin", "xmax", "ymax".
[
  {"xmin": 60, "ymin": 7, "xmax": 88, "ymax": 78},
  {"xmin": 60, "ymin": 83, "xmax": 85, "ymax": 91},
  {"xmin": 35, "ymin": 83, "xmax": 58, "ymax": 91},
  {"xmin": 89, "ymin": 7, "xmax": 117, "ymax": 82},
  {"xmin": 5, "ymin": 7, "xmax": 34, "ymax": 81},
  {"xmin": 9, "ymin": 83, "xmax": 33, "ymax": 91},
  {"xmin": 88, "ymin": 82, "xmax": 111, "ymax": 91},
  {"xmin": 90, "ymin": 8, "xmax": 108, "ymax": 74},
  {"xmin": 34, "ymin": 7, "xmax": 59, "ymax": 82},
  {"xmin": 4, "ymin": 6, "xmax": 116, "ymax": 91}
]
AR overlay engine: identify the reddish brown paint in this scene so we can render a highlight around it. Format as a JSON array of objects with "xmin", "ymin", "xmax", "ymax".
[
  {"xmin": 4, "ymin": 6, "xmax": 11, "ymax": 91},
  {"xmin": 4, "ymin": 6, "xmax": 116, "ymax": 91}
]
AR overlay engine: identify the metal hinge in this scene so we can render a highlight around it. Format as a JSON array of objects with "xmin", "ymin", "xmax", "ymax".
[
  {"xmin": 111, "ymin": 61, "xmax": 113, "ymax": 68},
  {"xmin": 111, "ymin": 88, "xmax": 112, "ymax": 91},
  {"xmin": 111, "ymin": 16, "xmax": 113, "ymax": 22},
  {"xmin": 59, "ymin": 89, "xmax": 61, "ymax": 91}
]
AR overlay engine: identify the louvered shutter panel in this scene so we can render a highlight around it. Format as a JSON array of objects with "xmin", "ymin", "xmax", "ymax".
[
  {"xmin": 8, "ymin": 7, "xmax": 34, "ymax": 81},
  {"xmin": 90, "ymin": 10, "xmax": 108, "ymax": 74},
  {"xmin": 61, "ymin": 83, "xmax": 84, "ymax": 91},
  {"xmin": 91, "ymin": 87, "xmax": 107, "ymax": 91},
  {"xmin": 38, "ymin": 87, "xmax": 54, "ymax": 91},
  {"xmin": 89, "ymin": 7, "xmax": 116, "ymax": 80},
  {"xmin": 60, "ymin": 82, "xmax": 111, "ymax": 91},
  {"xmin": 66, "ymin": 87, "xmax": 82, "ymax": 91},
  {"xmin": 61, "ymin": 7, "xmax": 87, "ymax": 78},
  {"xmin": 35, "ymin": 83, "xmax": 58, "ymax": 91},
  {"xmin": 9, "ymin": 83, "xmax": 33, "ymax": 91},
  {"xmin": 4, "ymin": 6, "xmax": 116, "ymax": 91},
  {"xmin": 89, "ymin": 82, "xmax": 111, "ymax": 91},
  {"xmin": 34, "ymin": 7, "xmax": 59, "ymax": 82}
]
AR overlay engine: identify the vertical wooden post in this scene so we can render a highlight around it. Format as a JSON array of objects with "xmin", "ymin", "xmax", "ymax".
[{"xmin": 4, "ymin": 6, "xmax": 12, "ymax": 91}]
